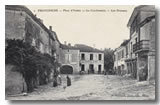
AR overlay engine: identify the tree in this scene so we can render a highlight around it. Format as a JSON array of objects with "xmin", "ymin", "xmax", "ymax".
[
  {"xmin": 5, "ymin": 39, "xmax": 58, "ymax": 92},
  {"xmin": 103, "ymin": 48, "xmax": 114, "ymax": 74}
]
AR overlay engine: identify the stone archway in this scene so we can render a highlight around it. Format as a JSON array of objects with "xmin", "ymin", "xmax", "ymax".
[{"xmin": 60, "ymin": 65, "xmax": 73, "ymax": 74}]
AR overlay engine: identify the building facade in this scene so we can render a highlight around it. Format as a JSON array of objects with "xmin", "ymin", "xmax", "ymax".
[
  {"xmin": 59, "ymin": 44, "xmax": 104, "ymax": 74},
  {"xmin": 114, "ymin": 5, "xmax": 155, "ymax": 81},
  {"xmin": 80, "ymin": 52, "xmax": 104, "ymax": 74},
  {"xmin": 5, "ymin": 5, "xmax": 60, "ymax": 94},
  {"xmin": 59, "ymin": 44, "xmax": 80, "ymax": 74},
  {"xmin": 5, "ymin": 5, "xmax": 56, "ymax": 56},
  {"xmin": 127, "ymin": 5, "xmax": 155, "ymax": 81},
  {"xmin": 114, "ymin": 40, "xmax": 129, "ymax": 75}
]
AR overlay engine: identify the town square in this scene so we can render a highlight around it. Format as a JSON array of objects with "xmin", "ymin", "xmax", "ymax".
[{"xmin": 5, "ymin": 5, "xmax": 156, "ymax": 100}]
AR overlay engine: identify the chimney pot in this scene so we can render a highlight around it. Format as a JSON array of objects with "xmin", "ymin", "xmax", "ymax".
[
  {"xmin": 64, "ymin": 41, "xmax": 67, "ymax": 45},
  {"xmin": 49, "ymin": 26, "xmax": 52, "ymax": 31}
]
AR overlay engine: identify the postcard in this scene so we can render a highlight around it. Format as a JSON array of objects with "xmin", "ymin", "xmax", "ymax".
[{"xmin": 5, "ymin": 5, "xmax": 156, "ymax": 100}]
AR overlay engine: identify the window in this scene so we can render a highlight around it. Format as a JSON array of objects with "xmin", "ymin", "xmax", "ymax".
[
  {"xmin": 126, "ymin": 46, "xmax": 128, "ymax": 56},
  {"xmin": 90, "ymin": 54, "xmax": 93, "ymax": 60},
  {"xmin": 81, "ymin": 53, "xmax": 85, "ymax": 60},
  {"xmin": 81, "ymin": 64, "xmax": 85, "ymax": 71},
  {"xmin": 99, "ymin": 54, "xmax": 102, "ymax": 60},
  {"xmin": 135, "ymin": 37, "xmax": 138, "ymax": 44},
  {"xmin": 98, "ymin": 65, "xmax": 101, "ymax": 71},
  {"xmin": 130, "ymin": 42, "xmax": 132, "ymax": 53},
  {"xmin": 122, "ymin": 50, "xmax": 124, "ymax": 58}
]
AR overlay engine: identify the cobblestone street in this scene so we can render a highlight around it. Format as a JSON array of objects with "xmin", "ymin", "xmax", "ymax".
[{"xmin": 6, "ymin": 75, "xmax": 155, "ymax": 100}]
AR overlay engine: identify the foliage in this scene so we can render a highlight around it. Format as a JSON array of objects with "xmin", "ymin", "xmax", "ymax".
[
  {"xmin": 5, "ymin": 39, "xmax": 59, "ymax": 92},
  {"xmin": 103, "ymin": 48, "xmax": 114, "ymax": 74}
]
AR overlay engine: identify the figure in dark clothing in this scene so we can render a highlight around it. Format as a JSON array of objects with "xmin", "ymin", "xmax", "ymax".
[
  {"xmin": 53, "ymin": 73, "xmax": 58, "ymax": 87},
  {"xmin": 53, "ymin": 77, "xmax": 57, "ymax": 87},
  {"xmin": 66, "ymin": 75, "xmax": 71, "ymax": 86}
]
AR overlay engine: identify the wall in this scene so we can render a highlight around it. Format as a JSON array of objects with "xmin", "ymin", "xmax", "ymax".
[
  {"xmin": 50, "ymin": 31, "xmax": 61, "ymax": 59},
  {"xmin": 114, "ymin": 46, "xmax": 127, "ymax": 75},
  {"xmin": 5, "ymin": 7, "xmax": 56, "ymax": 95},
  {"xmin": 147, "ymin": 18, "xmax": 155, "ymax": 80},
  {"xmin": 5, "ymin": 10, "xmax": 25, "ymax": 40},
  {"xmin": 5, "ymin": 64, "xmax": 27, "ymax": 95},
  {"xmin": 60, "ymin": 49, "xmax": 80, "ymax": 74},
  {"xmin": 5, "ymin": 8, "xmax": 52, "ymax": 55},
  {"xmin": 24, "ymin": 13, "xmax": 50, "ymax": 54},
  {"xmin": 80, "ymin": 52, "xmax": 104, "ymax": 73},
  {"xmin": 140, "ymin": 21, "xmax": 150, "ymax": 40}
]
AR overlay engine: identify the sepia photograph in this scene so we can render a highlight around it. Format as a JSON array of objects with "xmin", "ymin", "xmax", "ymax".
[{"xmin": 5, "ymin": 5, "xmax": 156, "ymax": 100}]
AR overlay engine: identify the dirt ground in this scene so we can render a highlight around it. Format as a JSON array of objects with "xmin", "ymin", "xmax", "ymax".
[{"xmin": 6, "ymin": 74, "xmax": 155, "ymax": 100}]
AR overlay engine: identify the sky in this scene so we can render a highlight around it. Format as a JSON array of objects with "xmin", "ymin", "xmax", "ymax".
[{"xmin": 26, "ymin": 5, "xmax": 135, "ymax": 50}]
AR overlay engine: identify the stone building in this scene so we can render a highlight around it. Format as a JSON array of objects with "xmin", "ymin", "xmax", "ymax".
[
  {"xmin": 5, "ymin": 5, "xmax": 55, "ymax": 55},
  {"xmin": 59, "ymin": 44, "xmax": 80, "ymax": 74},
  {"xmin": 5, "ymin": 5, "xmax": 59, "ymax": 94},
  {"xmin": 59, "ymin": 44, "xmax": 104, "ymax": 74},
  {"xmin": 114, "ymin": 40, "xmax": 129, "ymax": 75},
  {"xmin": 76, "ymin": 44, "xmax": 104, "ymax": 74},
  {"xmin": 114, "ymin": 5, "xmax": 155, "ymax": 81},
  {"xmin": 127, "ymin": 5, "xmax": 155, "ymax": 81}
]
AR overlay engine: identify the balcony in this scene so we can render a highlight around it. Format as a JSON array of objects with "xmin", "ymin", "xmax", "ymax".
[{"xmin": 133, "ymin": 40, "xmax": 149, "ymax": 53}]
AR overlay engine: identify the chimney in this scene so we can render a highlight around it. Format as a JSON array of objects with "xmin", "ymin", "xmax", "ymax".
[
  {"xmin": 37, "ymin": 18, "xmax": 43, "ymax": 23},
  {"xmin": 49, "ymin": 26, "xmax": 52, "ymax": 31},
  {"xmin": 40, "ymin": 19, "xmax": 43, "ymax": 23},
  {"xmin": 64, "ymin": 41, "xmax": 67, "ymax": 45}
]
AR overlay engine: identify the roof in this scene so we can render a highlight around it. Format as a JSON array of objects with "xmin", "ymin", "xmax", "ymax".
[
  {"xmin": 5, "ymin": 5, "xmax": 55, "ymax": 41},
  {"xmin": 60, "ymin": 44, "xmax": 78, "ymax": 50},
  {"xmin": 120, "ymin": 39, "xmax": 129, "ymax": 46},
  {"xmin": 114, "ymin": 39, "xmax": 129, "ymax": 53},
  {"xmin": 127, "ymin": 5, "xmax": 155, "ymax": 27},
  {"xmin": 74, "ymin": 44, "xmax": 103, "ymax": 53},
  {"xmin": 50, "ymin": 30, "xmax": 61, "ymax": 44}
]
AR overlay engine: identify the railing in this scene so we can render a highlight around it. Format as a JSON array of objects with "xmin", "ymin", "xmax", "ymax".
[{"xmin": 133, "ymin": 40, "xmax": 149, "ymax": 53}]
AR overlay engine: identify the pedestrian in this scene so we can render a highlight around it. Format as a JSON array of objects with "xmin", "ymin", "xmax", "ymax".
[
  {"xmin": 66, "ymin": 75, "xmax": 71, "ymax": 86},
  {"xmin": 53, "ymin": 77, "xmax": 57, "ymax": 87},
  {"xmin": 53, "ymin": 72, "xmax": 58, "ymax": 87},
  {"xmin": 57, "ymin": 75, "xmax": 62, "ymax": 85}
]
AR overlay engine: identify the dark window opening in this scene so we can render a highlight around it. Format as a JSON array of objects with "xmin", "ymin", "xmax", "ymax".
[
  {"xmin": 90, "ymin": 54, "xmax": 93, "ymax": 60},
  {"xmin": 99, "ymin": 54, "xmax": 102, "ymax": 60},
  {"xmin": 81, "ymin": 54, "xmax": 85, "ymax": 60},
  {"xmin": 98, "ymin": 65, "xmax": 102, "ymax": 74},
  {"xmin": 81, "ymin": 64, "xmax": 85, "ymax": 71}
]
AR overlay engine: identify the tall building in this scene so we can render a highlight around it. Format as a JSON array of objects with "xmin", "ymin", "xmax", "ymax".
[
  {"xmin": 127, "ymin": 5, "xmax": 155, "ymax": 81},
  {"xmin": 114, "ymin": 5, "xmax": 155, "ymax": 81},
  {"xmin": 5, "ymin": 5, "xmax": 60, "ymax": 94},
  {"xmin": 114, "ymin": 40, "xmax": 129, "ymax": 75},
  {"xmin": 5, "ymin": 5, "xmax": 56, "ymax": 56}
]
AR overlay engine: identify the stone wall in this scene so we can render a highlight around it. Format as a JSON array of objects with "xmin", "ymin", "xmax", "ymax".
[
  {"xmin": 5, "ymin": 6, "xmax": 58, "ymax": 95},
  {"xmin": 5, "ymin": 64, "xmax": 27, "ymax": 95},
  {"xmin": 5, "ymin": 10, "xmax": 25, "ymax": 40},
  {"xmin": 59, "ymin": 49, "xmax": 80, "ymax": 74},
  {"xmin": 147, "ymin": 18, "xmax": 155, "ymax": 80},
  {"xmin": 24, "ymin": 13, "xmax": 50, "ymax": 54}
]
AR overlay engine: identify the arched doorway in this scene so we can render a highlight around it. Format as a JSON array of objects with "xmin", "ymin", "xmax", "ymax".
[{"xmin": 60, "ymin": 65, "xmax": 73, "ymax": 74}]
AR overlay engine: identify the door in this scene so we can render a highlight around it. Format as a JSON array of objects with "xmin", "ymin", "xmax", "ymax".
[
  {"xmin": 60, "ymin": 65, "xmax": 73, "ymax": 74},
  {"xmin": 89, "ymin": 64, "xmax": 94, "ymax": 73}
]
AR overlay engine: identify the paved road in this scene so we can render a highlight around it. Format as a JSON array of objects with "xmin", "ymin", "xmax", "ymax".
[{"xmin": 6, "ymin": 74, "xmax": 155, "ymax": 100}]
